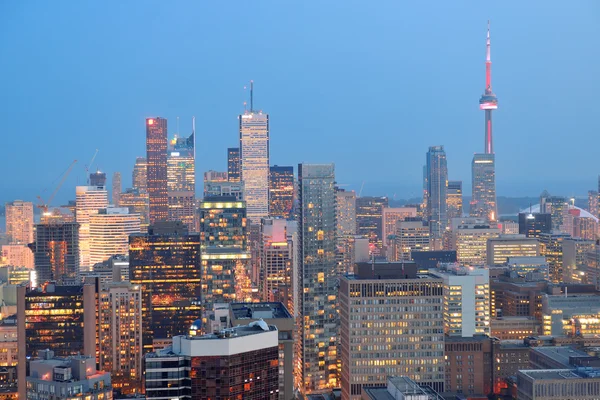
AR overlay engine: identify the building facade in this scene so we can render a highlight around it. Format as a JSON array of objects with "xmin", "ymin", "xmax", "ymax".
[
  {"xmin": 132, "ymin": 156, "xmax": 148, "ymax": 192},
  {"xmin": 486, "ymin": 234, "xmax": 540, "ymax": 266},
  {"xmin": 76, "ymin": 185, "xmax": 109, "ymax": 270},
  {"xmin": 89, "ymin": 207, "xmax": 141, "ymax": 266},
  {"xmin": 519, "ymin": 212, "xmax": 552, "ymax": 238},
  {"xmin": 426, "ymin": 146, "xmax": 448, "ymax": 241},
  {"xmin": 269, "ymin": 165, "xmax": 294, "ymax": 218},
  {"xmin": 539, "ymin": 232, "xmax": 571, "ymax": 283},
  {"xmin": 452, "ymin": 221, "xmax": 500, "ymax": 266},
  {"xmin": 146, "ymin": 117, "xmax": 169, "ymax": 224},
  {"xmin": 471, "ymin": 154, "xmax": 498, "ymax": 223},
  {"xmin": 227, "ymin": 147, "xmax": 241, "ymax": 182},
  {"xmin": 356, "ymin": 196, "xmax": 388, "ymax": 250},
  {"xmin": 119, "ymin": 188, "xmax": 150, "ymax": 232},
  {"xmin": 5, "ymin": 200, "xmax": 34, "ymax": 245},
  {"xmin": 447, "ymin": 181, "xmax": 463, "ymax": 220},
  {"xmin": 32, "ymin": 221, "xmax": 80, "ymax": 284},
  {"xmin": 395, "ymin": 218, "xmax": 431, "ymax": 261}
]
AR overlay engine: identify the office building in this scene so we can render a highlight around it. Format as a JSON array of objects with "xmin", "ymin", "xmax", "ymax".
[
  {"xmin": 0, "ymin": 318, "xmax": 17, "ymax": 391},
  {"xmin": 227, "ymin": 147, "xmax": 241, "ymax": 182},
  {"xmin": 564, "ymin": 238, "xmax": 597, "ymax": 284},
  {"xmin": 562, "ymin": 207, "xmax": 599, "ymax": 240},
  {"xmin": 361, "ymin": 377, "xmax": 445, "ymax": 400},
  {"xmin": 340, "ymin": 262, "xmax": 445, "ymax": 399},
  {"xmin": 146, "ymin": 117, "xmax": 169, "ymax": 224},
  {"xmin": 98, "ymin": 281, "xmax": 143, "ymax": 393},
  {"xmin": 542, "ymin": 293, "xmax": 600, "ymax": 337},
  {"xmin": 447, "ymin": 180, "xmax": 463, "ymax": 220},
  {"xmin": 517, "ymin": 368, "xmax": 600, "ymax": 400},
  {"xmin": 26, "ymin": 351, "xmax": 111, "ymax": 400},
  {"xmin": 519, "ymin": 212, "xmax": 552, "ymax": 238},
  {"xmin": 336, "ymin": 189, "xmax": 357, "ymax": 237},
  {"xmin": 411, "ymin": 250, "xmax": 457, "ymax": 270},
  {"xmin": 89, "ymin": 170, "xmax": 106, "ymax": 187},
  {"xmin": 336, "ymin": 235, "xmax": 370, "ymax": 275},
  {"xmin": 5, "ymin": 200, "xmax": 34, "ymax": 244},
  {"xmin": 204, "ymin": 179, "xmax": 244, "ymax": 200},
  {"xmin": 17, "ymin": 282, "xmax": 98, "ymax": 399},
  {"xmin": 395, "ymin": 218, "xmax": 431, "ymax": 261},
  {"xmin": 430, "ymin": 264, "xmax": 490, "ymax": 337},
  {"xmin": 382, "ymin": 207, "xmax": 417, "ymax": 249},
  {"xmin": 539, "ymin": 232, "xmax": 571, "ymax": 283},
  {"xmin": 132, "ymin": 157, "xmax": 148, "ymax": 192},
  {"xmin": 145, "ymin": 323, "xmax": 279, "ymax": 400},
  {"xmin": 239, "ymin": 97, "xmax": 269, "ymax": 224},
  {"xmin": 199, "ymin": 196, "xmax": 249, "ymax": 305},
  {"xmin": 269, "ymin": 165, "xmax": 294, "ymax": 218},
  {"xmin": 167, "ymin": 191, "xmax": 196, "ymax": 231},
  {"xmin": 452, "ymin": 221, "xmax": 500, "ymax": 266},
  {"xmin": 119, "ymin": 188, "xmax": 150, "ymax": 232},
  {"xmin": 444, "ymin": 335, "xmax": 493, "ymax": 396},
  {"xmin": 76, "ymin": 185, "xmax": 109, "ymax": 270},
  {"xmin": 129, "ymin": 222, "xmax": 201, "ymax": 352},
  {"xmin": 31, "ymin": 221, "xmax": 79, "ymax": 284},
  {"xmin": 540, "ymin": 192, "xmax": 567, "ymax": 232},
  {"xmin": 491, "ymin": 278, "xmax": 549, "ymax": 319},
  {"xmin": 259, "ymin": 219, "xmax": 297, "ymax": 313},
  {"xmin": 500, "ymin": 220, "xmax": 519, "ymax": 234},
  {"xmin": 229, "ymin": 302, "xmax": 295, "ymax": 400},
  {"xmin": 356, "ymin": 196, "xmax": 388, "ymax": 249},
  {"xmin": 112, "ymin": 171, "xmax": 122, "ymax": 206},
  {"xmin": 167, "ymin": 124, "xmax": 196, "ymax": 230},
  {"xmin": 493, "ymin": 341, "xmax": 530, "ymax": 393},
  {"xmin": 505, "ymin": 256, "xmax": 549, "ymax": 280},
  {"xmin": 1, "ymin": 244, "xmax": 33, "ymax": 269},
  {"xmin": 471, "ymin": 154, "xmax": 497, "ymax": 223},
  {"xmin": 204, "ymin": 170, "xmax": 228, "ymax": 184},
  {"xmin": 486, "ymin": 234, "xmax": 540, "ymax": 266},
  {"xmin": 589, "ymin": 190, "xmax": 599, "ymax": 218},
  {"xmin": 297, "ymin": 163, "xmax": 339, "ymax": 393},
  {"xmin": 426, "ymin": 146, "xmax": 448, "ymax": 241},
  {"xmin": 89, "ymin": 207, "xmax": 141, "ymax": 266},
  {"xmin": 490, "ymin": 316, "xmax": 541, "ymax": 340}
]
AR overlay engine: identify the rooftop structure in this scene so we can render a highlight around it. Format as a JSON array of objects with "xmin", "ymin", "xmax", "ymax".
[{"xmin": 361, "ymin": 376, "xmax": 445, "ymax": 400}]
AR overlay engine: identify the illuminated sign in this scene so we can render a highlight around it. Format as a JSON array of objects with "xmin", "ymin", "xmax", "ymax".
[
  {"xmin": 147, "ymin": 119, "xmax": 154, "ymax": 125},
  {"xmin": 480, "ymin": 103, "xmax": 498, "ymax": 110},
  {"xmin": 241, "ymin": 115, "xmax": 253, "ymax": 119}
]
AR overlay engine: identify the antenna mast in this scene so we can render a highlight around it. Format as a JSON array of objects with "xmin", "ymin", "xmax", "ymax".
[{"xmin": 250, "ymin": 80, "xmax": 254, "ymax": 112}]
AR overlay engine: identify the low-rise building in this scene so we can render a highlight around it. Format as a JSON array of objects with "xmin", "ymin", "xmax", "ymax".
[
  {"xmin": 490, "ymin": 317, "xmax": 541, "ymax": 340},
  {"xmin": 361, "ymin": 376, "xmax": 444, "ymax": 400},
  {"xmin": 517, "ymin": 368, "xmax": 600, "ymax": 400}
]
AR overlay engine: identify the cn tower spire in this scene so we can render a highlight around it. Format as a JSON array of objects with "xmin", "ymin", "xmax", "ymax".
[{"xmin": 479, "ymin": 20, "xmax": 498, "ymax": 154}]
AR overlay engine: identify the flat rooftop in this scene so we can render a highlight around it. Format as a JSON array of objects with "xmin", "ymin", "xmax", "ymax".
[
  {"xmin": 531, "ymin": 346, "xmax": 589, "ymax": 366},
  {"xmin": 520, "ymin": 368, "xmax": 600, "ymax": 380},
  {"xmin": 362, "ymin": 377, "xmax": 444, "ymax": 400},
  {"xmin": 193, "ymin": 322, "xmax": 276, "ymax": 340},
  {"xmin": 230, "ymin": 302, "xmax": 292, "ymax": 320}
]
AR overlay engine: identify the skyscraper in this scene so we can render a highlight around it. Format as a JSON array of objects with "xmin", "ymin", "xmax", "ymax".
[
  {"xmin": 227, "ymin": 147, "xmax": 241, "ymax": 182},
  {"xmin": 297, "ymin": 163, "xmax": 338, "ymax": 393},
  {"xmin": 447, "ymin": 180, "xmax": 463, "ymax": 219},
  {"xmin": 120, "ymin": 188, "xmax": 150, "ymax": 232},
  {"xmin": 5, "ymin": 200, "xmax": 34, "ymax": 245},
  {"xmin": 356, "ymin": 196, "xmax": 388, "ymax": 249},
  {"xmin": 90, "ymin": 171, "xmax": 107, "ymax": 187},
  {"xmin": 89, "ymin": 207, "xmax": 141, "ymax": 266},
  {"xmin": 470, "ymin": 153, "xmax": 498, "ymax": 222},
  {"xmin": 76, "ymin": 185, "xmax": 109, "ymax": 270},
  {"xmin": 112, "ymin": 172, "xmax": 122, "ymax": 206},
  {"xmin": 146, "ymin": 117, "xmax": 168, "ymax": 224},
  {"xmin": 518, "ymin": 212, "xmax": 552, "ymax": 238},
  {"xmin": 198, "ymin": 196, "xmax": 249, "ymax": 305},
  {"xmin": 129, "ymin": 222, "xmax": 202, "ymax": 352},
  {"xmin": 269, "ymin": 165, "xmax": 294, "ymax": 218},
  {"xmin": 426, "ymin": 146, "xmax": 448, "ymax": 241},
  {"xmin": 166, "ymin": 123, "xmax": 196, "ymax": 231},
  {"xmin": 32, "ymin": 221, "xmax": 80, "ymax": 284},
  {"xmin": 588, "ymin": 190, "xmax": 599, "ymax": 218},
  {"xmin": 382, "ymin": 207, "xmax": 418, "ymax": 249},
  {"xmin": 239, "ymin": 86, "xmax": 269, "ymax": 224},
  {"xmin": 132, "ymin": 157, "xmax": 148, "ymax": 192}
]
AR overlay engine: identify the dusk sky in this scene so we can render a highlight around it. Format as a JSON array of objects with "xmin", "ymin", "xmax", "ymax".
[{"xmin": 2, "ymin": 1, "xmax": 599, "ymax": 205}]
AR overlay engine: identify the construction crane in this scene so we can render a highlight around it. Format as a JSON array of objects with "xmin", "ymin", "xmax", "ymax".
[
  {"xmin": 37, "ymin": 160, "xmax": 78, "ymax": 214},
  {"xmin": 84, "ymin": 149, "xmax": 99, "ymax": 184}
]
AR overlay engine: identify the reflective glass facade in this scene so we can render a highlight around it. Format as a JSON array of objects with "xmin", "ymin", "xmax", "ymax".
[
  {"xmin": 146, "ymin": 117, "xmax": 169, "ymax": 224},
  {"xmin": 426, "ymin": 146, "xmax": 448, "ymax": 239},
  {"xmin": 269, "ymin": 165, "xmax": 294, "ymax": 219},
  {"xmin": 470, "ymin": 153, "xmax": 497, "ymax": 223}
]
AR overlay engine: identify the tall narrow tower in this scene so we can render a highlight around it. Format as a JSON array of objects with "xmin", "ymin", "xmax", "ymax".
[
  {"xmin": 479, "ymin": 21, "xmax": 498, "ymax": 153},
  {"xmin": 472, "ymin": 22, "xmax": 498, "ymax": 223}
]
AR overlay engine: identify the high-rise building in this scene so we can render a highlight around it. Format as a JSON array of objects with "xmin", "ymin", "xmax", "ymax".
[
  {"xmin": 5, "ymin": 200, "xmax": 34, "ymax": 245},
  {"xmin": 539, "ymin": 232, "xmax": 571, "ymax": 283},
  {"xmin": 146, "ymin": 117, "xmax": 169, "ymax": 224},
  {"xmin": 356, "ymin": 196, "xmax": 388, "ymax": 249},
  {"xmin": 444, "ymin": 335, "xmax": 494, "ymax": 397},
  {"xmin": 269, "ymin": 165, "xmax": 294, "ymax": 218},
  {"xmin": 168, "ymin": 191, "xmax": 196, "ymax": 231},
  {"xmin": 129, "ymin": 222, "xmax": 201, "ymax": 352},
  {"xmin": 430, "ymin": 264, "xmax": 490, "ymax": 337},
  {"xmin": 239, "ymin": 95, "xmax": 269, "ymax": 224},
  {"xmin": 297, "ymin": 163, "xmax": 338, "ymax": 393},
  {"xmin": 259, "ymin": 219, "xmax": 297, "ymax": 312},
  {"xmin": 447, "ymin": 180, "xmax": 463, "ymax": 220},
  {"xmin": 76, "ymin": 185, "xmax": 109, "ymax": 270},
  {"xmin": 340, "ymin": 262, "xmax": 445, "ymax": 398},
  {"xmin": 198, "ymin": 196, "xmax": 249, "ymax": 305},
  {"xmin": 426, "ymin": 146, "xmax": 448, "ymax": 241},
  {"xmin": 17, "ymin": 282, "xmax": 98, "ymax": 399},
  {"xmin": 486, "ymin": 234, "xmax": 540, "ymax": 266},
  {"xmin": 500, "ymin": 220, "xmax": 519, "ymax": 234},
  {"xmin": 204, "ymin": 180, "xmax": 244, "ymax": 200},
  {"xmin": 119, "ymin": 188, "xmax": 150, "ymax": 232},
  {"xmin": 452, "ymin": 220, "xmax": 500, "ymax": 266},
  {"xmin": 382, "ymin": 207, "xmax": 417, "ymax": 249},
  {"xmin": 31, "ymin": 221, "xmax": 80, "ymax": 284},
  {"xmin": 90, "ymin": 171, "xmax": 107, "ymax": 187},
  {"xmin": 336, "ymin": 189, "xmax": 357, "ymax": 237},
  {"xmin": 89, "ymin": 207, "xmax": 141, "ymax": 266},
  {"xmin": 540, "ymin": 192, "xmax": 567, "ymax": 232},
  {"xmin": 112, "ymin": 172, "xmax": 122, "ymax": 206},
  {"xmin": 144, "ymin": 324, "xmax": 279, "ymax": 400},
  {"xmin": 167, "ymin": 122, "xmax": 196, "ymax": 230},
  {"xmin": 1, "ymin": 244, "xmax": 34, "ymax": 269},
  {"xmin": 588, "ymin": 190, "xmax": 599, "ymax": 218},
  {"xmin": 470, "ymin": 153, "xmax": 498, "ymax": 222},
  {"xmin": 518, "ymin": 212, "xmax": 552, "ymax": 238},
  {"xmin": 227, "ymin": 147, "xmax": 241, "ymax": 182},
  {"xmin": 26, "ymin": 352, "xmax": 112, "ymax": 400},
  {"xmin": 395, "ymin": 218, "xmax": 431, "ymax": 261},
  {"xmin": 132, "ymin": 157, "xmax": 148, "ymax": 192},
  {"xmin": 562, "ymin": 237, "xmax": 595, "ymax": 284},
  {"xmin": 98, "ymin": 281, "xmax": 143, "ymax": 393},
  {"xmin": 479, "ymin": 22, "xmax": 498, "ymax": 156}
]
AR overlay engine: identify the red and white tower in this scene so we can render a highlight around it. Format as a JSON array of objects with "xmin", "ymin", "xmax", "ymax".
[{"xmin": 479, "ymin": 21, "xmax": 498, "ymax": 154}]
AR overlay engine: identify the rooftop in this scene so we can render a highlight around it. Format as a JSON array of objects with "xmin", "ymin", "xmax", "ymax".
[
  {"xmin": 362, "ymin": 376, "xmax": 444, "ymax": 400},
  {"xmin": 520, "ymin": 368, "xmax": 600, "ymax": 380},
  {"xmin": 230, "ymin": 302, "xmax": 292, "ymax": 320},
  {"xmin": 531, "ymin": 346, "xmax": 590, "ymax": 367}
]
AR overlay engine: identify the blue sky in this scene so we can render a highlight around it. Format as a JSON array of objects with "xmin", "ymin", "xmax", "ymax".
[{"xmin": 1, "ymin": 1, "xmax": 599, "ymax": 205}]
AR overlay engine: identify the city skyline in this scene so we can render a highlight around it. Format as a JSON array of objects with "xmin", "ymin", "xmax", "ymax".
[{"xmin": 2, "ymin": 2, "xmax": 600, "ymax": 203}]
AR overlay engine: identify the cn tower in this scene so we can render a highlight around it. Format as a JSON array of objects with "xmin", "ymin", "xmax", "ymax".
[{"xmin": 479, "ymin": 21, "xmax": 498, "ymax": 154}]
